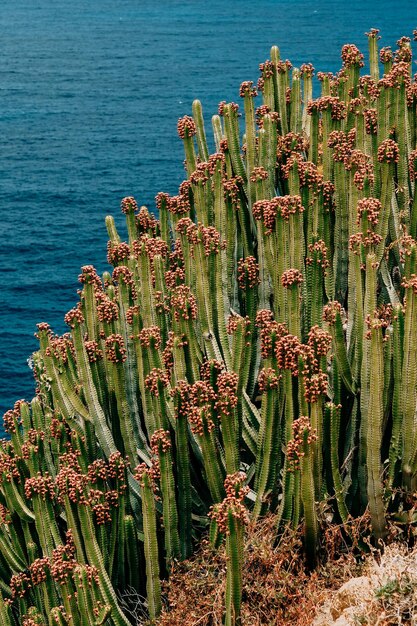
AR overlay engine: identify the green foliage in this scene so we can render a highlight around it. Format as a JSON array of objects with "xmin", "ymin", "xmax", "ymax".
[{"xmin": 2, "ymin": 29, "xmax": 417, "ymax": 624}]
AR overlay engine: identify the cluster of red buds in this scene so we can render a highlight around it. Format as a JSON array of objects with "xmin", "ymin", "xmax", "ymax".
[
  {"xmin": 170, "ymin": 285, "xmax": 198, "ymax": 321},
  {"xmin": 97, "ymin": 297, "xmax": 119, "ymax": 323},
  {"xmin": 218, "ymin": 101, "xmax": 240, "ymax": 117},
  {"xmin": 257, "ymin": 317, "xmax": 288, "ymax": 360},
  {"xmin": 186, "ymin": 380, "xmax": 217, "ymax": 436},
  {"xmin": 186, "ymin": 222, "xmax": 225, "ymax": 256},
  {"xmin": 78, "ymin": 265, "xmax": 102, "ymax": 291},
  {"xmin": 223, "ymin": 175, "xmax": 244, "ymax": 208},
  {"xmin": 105, "ymin": 334, "xmax": 127, "ymax": 364},
  {"xmin": 359, "ymin": 75, "xmax": 380, "ymax": 100},
  {"xmin": 87, "ymin": 459, "xmax": 109, "ymax": 483},
  {"xmin": 289, "ymin": 157, "xmax": 323, "ymax": 190},
  {"xmin": 50, "ymin": 533, "xmax": 78, "ymax": 584},
  {"xmin": 276, "ymin": 334, "xmax": 302, "ymax": 375},
  {"xmin": 227, "ymin": 316, "xmax": 251, "ymax": 349},
  {"xmin": 35, "ymin": 322, "xmax": 52, "ymax": 339},
  {"xmin": 377, "ymin": 139, "xmax": 400, "ymax": 164},
  {"xmin": 237, "ymin": 256, "xmax": 260, "ymax": 289},
  {"xmin": 161, "ymin": 331, "xmax": 176, "ymax": 371},
  {"xmin": 89, "ymin": 489, "xmax": 111, "ymax": 525},
  {"xmin": 304, "ymin": 370, "xmax": 328, "ymax": 403},
  {"xmin": 287, "ymin": 416, "xmax": 317, "ymax": 472},
  {"xmin": 402, "ymin": 273, "xmax": 417, "ymax": 296},
  {"xmin": 137, "ymin": 326, "xmax": 162, "ymax": 350},
  {"xmin": 112, "ymin": 265, "xmax": 137, "ymax": 298},
  {"xmin": 364, "ymin": 108, "xmax": 378, "ymax": 134},
  {"xmin": 277, "ymin": 132, "xmax": 309, "ymax": 159},
  {"xmin": 276, "ymin": 59, "xmax": 293, "ymax": 74},
  {"xmin": 307, "ymin": 325, "xmax": 332, "ymax": 359},
  {"xmin": 400, "ymin": 235, "xmax": 417, "ymax": 263},
  {"xmin": 177, "ymin": 115, "xmax": 197, "ymax": 139},
  {"xmin": 84, "ymin": 340, "xmax": 103, "ymax": 363},
  {"xmin": 3, "ymin": 404, "xmax": 22, "ymax": 434},
  {"xmin": 125, "ymin": 304, "xmax": 140, "ymax": 326},
  {"xmin": 200, "ymin": 359, "xmax": 225, "ymax": 385},
  {"xmin": 250, "ymin": 167, "xmax": 269, "ymax": 183},
  {"xmin": 165, "ymin": 266, "xmax": 185, "ymax": 289},
  {"xmin": 215, "ymin": 372, "xmax": 238, "ymax": 416},
  {"xmin": 281, "ymin": 268, "xmax": 303, "ymax": 288},
  {"xmin": 64, "ymin": 305, "xmax": 84, "ymax": 328},
  {"xmin": 365, "ymin": 28, "xmax": 380, "ymax": 40},
  {"xmin": 409, "ymin": 149, "xmax": 417, "ymax": 181},
  {"xmin": 134, "ymin": 462, "xmax": 160, "ymax": 488},
  {"xmin": 144, "ymin": 368, "xmax": 170, "ymax": 396},
  {"xmin": 252, "ymin": 199, "xmax": 277, "ymax": 234},
  {"xmin": 322, "ymin": 300, "xmax": 343, "ymax": 325},
  {"xmin": 255, "ymin": 105, "xmax": 276, "ymax": 128},
  {"xmin": 189, "ymin": 161, "xmax": 210, "ymax": 186},
  {"xmin": 136, "ymin": 206, "xmax": 159, "ymax": 236},
  {"xmin": 341, "ymin": 44, "xmax": 364, "ymax": 68},
  {"xmin": 170, "ymin": 379, "xmax": 192, "ymax": 420},
  {"xmin": 108, "ymin": 451, "xmax": 129, "ymax": 488},
  {"xmin": 307, "ymin": 96, "xmax": 346, "ymax": 120},
  {"xmin": 327, "ymin": 129, "xmax": 356, "ymax": 163},
  {"xmin": 259, "ymin": 60, "xmax": 274, "ymax": 79},
  {"xmin": 107, "ymin": 241, "xmax": 131, "ymax": 266},
  {"xmin": 0, "ymin": 503, "xmax": 11, "ymax": 525},
  {"xmin": 21, "ymin": 428, "xmax": 45, "ymax": 460},
  {"xmin": 24, "ymin": 471, "xmax": 55, "ymax": 501},
  {"xmin": 56, "ymin": 463, "xmax": 88, "ymax": 505},
  {"xmin": 45, "ymin": 335, "xmax": 75, "ymax": 364},
  {"xmin": 300, "ymin": 63, "xmax": 315, "ymax": 78},
  {"xmin": 394, "ymin": 37, "xmax": 412, "ymax": 63},
  {"xmin": 347, "ymin": 150, "xmax": 375, "ymax": 190},
  {"xmin": 258, "ymin": 367, "xmax": 280, "ymax": 393},
  {"xmin": 239, "ymin": 80, "xmax": 257, "ymax": 98},
  {"xmin": 120, "ymin": 196, "xmax": 138, "ymax": 214},
  {"xmin": 156, "ymin": 190, "xmax": 191, "ymax": 216},
  {"xmin": 356, "ymin": 197, "xmax": 381, "ymax": 227},
  {"xmin": 209, "ymin": 472, "xmax": 249, "ymax": 533},
  {"xmin": 150, "ymin": 429, "xmax": 172, "ymax": 455},
  {"xmin": 0, "ymin": 447, "xmax": 20, "ymax": 483},
  {"xmin": 349, "ymin": 231, "xmax": 382, "ymax": 261},
  {"xmin": 365, "ymin": 306, "xmax": 393, "ymax": 340},
  {"xmin": 306, "ymin": 240, "xmax": 330, "ymax": 275}
]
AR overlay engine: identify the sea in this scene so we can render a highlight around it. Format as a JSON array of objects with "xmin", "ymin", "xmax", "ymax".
[{"xmin": 1, "ymin": 0, "xmax": 416, "ymax": 430}]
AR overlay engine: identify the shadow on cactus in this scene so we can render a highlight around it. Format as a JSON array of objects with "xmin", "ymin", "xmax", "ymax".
[{"xmin": 2, "ymin": 28, "xmax": 417, "ymax": 625}]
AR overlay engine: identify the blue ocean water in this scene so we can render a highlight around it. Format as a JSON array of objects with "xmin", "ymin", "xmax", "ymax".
[{"xmin": 1, "ymin": 0, "xmax": 416, "ymax": 425}]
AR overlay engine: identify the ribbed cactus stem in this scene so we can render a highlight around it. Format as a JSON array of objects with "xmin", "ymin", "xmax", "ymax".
[
  {"xmin": 366, "ymin": 314, "xmax": 387, "ymax": 540},
  {"xmin": 327, "ymin": 402, "xmax": 349, "ymax": 522},
  {"xmin": 192, "ymin": 100, "xmax": 209, "ymax": 162},
  {"xmin": 300, "ymin": 424, "xmax": 318, "ymax": 566}
]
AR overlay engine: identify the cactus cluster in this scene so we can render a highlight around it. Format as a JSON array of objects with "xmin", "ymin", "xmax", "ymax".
[{"xmin": 2, "ymin": 29, "xmax": 417, "ymax": 625}]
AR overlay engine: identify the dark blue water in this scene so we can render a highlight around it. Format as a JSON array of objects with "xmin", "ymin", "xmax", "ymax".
[{"xmin": 1, "ymin": 0, "xmax": 416, "ymax": 423}]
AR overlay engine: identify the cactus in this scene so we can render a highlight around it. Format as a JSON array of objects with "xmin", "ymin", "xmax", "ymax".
[{"xmin": 2, "ymin": 29, "xmax": 417, "ymax": 624}]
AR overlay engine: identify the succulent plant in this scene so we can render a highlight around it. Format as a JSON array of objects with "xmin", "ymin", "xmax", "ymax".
[{"xmin": 2, "ymin": 28, "xmax": 417, "ymax": 625}]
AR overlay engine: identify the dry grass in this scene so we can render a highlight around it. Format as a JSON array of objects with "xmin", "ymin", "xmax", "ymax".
[{"xmin": 155, "ymin": 511, "xmax": 369, "ymax": 626}]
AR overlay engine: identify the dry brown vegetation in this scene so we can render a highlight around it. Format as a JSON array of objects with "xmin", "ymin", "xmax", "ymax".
[{"xmin": 155, "ymin": 510, "xmax": 373, "ymax": 626}]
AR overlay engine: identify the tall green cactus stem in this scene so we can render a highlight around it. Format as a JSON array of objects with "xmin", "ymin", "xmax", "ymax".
[
  {"xmin": 223, "ymin": 103, "xmax": 247, "ymax": 184},
  {"xmin": 253, "ymin": 369, "xmax": 280, "ymax": 519},
  {"xmin": 135, "ymin": 465, "xmax": 161, "ymax": 622},
  {"xmin": 401, "ymin": 274, "xmax": 417, "ymax": 488},
  {"xmin": 171, "ymin": 382, "xmax": 193, "ymax": 559},
  {"xmin": 388, "ymin": 304, "xmax": 404, "ymax": 487},
  {"xmin": 210, "ymin": 474, "xmax": 248, "ymax": 626},
  {"xmin": 76, "ymin": 503, "xmax": 132, "ymax": 626},
  {"xmin": 177, "ymin": 115, "xmax": 197, "ymax": 177},
  {"xmin": 150, "ymin": 430, "xmax": 180, "ymax": 563},
  {"xmin": 365, "ymin": 311, "xmax": 387, "ymax": 540},
  {"xmin": 327, "ymin": 402, "xmax": 349, "ymax": 522},
  {"xmin": 192, "ymin": 100, "xmax": 209, "ymax": 163}
]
